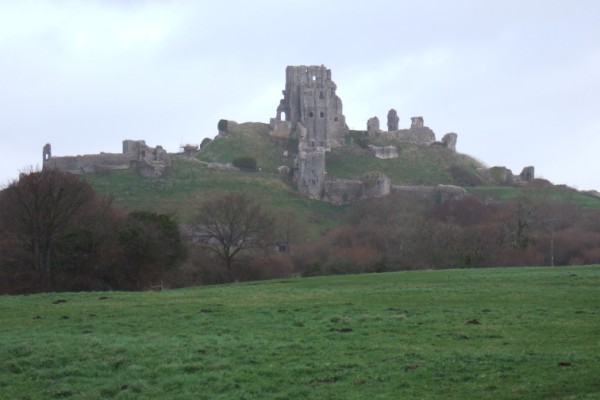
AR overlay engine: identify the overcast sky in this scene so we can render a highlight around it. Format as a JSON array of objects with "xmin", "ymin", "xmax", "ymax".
[{"xmin": 1, "ymin": 0, "xmax": 599, "ymax": 190}]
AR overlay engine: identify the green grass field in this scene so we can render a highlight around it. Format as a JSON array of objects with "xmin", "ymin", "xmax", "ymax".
[{"xmin": 2, "ymin": 266, "xmax": 599, "ymax": 399}]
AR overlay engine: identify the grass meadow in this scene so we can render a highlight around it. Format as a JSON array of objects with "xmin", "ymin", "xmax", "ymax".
[{"xmin": 2, "ymin": 266, "xmax": 599, "ymax": 399}]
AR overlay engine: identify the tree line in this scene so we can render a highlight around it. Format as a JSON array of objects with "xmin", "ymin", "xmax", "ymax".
[
  {"xmin": 0, "ymin": 169, "xmax": 186, "ymax": 293},
  {"xmin": 1, "ymin": 169, "xmax": 599, "ymax": 294},
  {"xmin": 294, "ymin": 189, "xmax": 600, "ymax": 275}
]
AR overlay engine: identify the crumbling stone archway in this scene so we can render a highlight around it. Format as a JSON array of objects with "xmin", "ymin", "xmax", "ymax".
[
  {"xmin": 276, "ymin": 100, "xmax": 287, "ymax": 121},
  {"xmin": 43, "ymin": 143, "xmax": 51, "ymax": 161}
]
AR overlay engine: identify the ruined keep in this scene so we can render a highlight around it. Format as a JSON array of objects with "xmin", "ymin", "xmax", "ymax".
[
  {"xmin": 271, "ymin": 65, "xmax": 348, "ymax": 148},
  {"xmin": 270, "ymin": 65, "xmax": 351, "ymax": 200},
  {"xmin": 268, "ymin": 65, "xmax": 396, "ymax": 203}
]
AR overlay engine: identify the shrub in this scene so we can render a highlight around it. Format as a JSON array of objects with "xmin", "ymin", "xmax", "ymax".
[
  {"xmin": 217, "ymin": 119, "xmax": 228, "ymax": 132},
  {"xmin": 233, "ymin": 156, "xmax": 258, "ymax": 171},
  {"xmin": 200, "ymin": 138, "xmax": 212, "ymax": 149},
  {"xmin": 448, "ymin": 164, "xmax": 482, "ymax": 186}
]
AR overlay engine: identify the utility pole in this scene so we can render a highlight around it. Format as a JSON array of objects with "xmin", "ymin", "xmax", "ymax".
[{"xmin": 550, "ymin": 232, "xmax": 554, "ymax": 267}]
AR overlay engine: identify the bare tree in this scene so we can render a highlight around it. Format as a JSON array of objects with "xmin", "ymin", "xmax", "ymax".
[
  {"xmin": 274, "ymin": 210, "xmax": 307, "ymax": 253},
  {"xmin": 194, "ymin": 193, "xmax": 274, "ymax": 281}
]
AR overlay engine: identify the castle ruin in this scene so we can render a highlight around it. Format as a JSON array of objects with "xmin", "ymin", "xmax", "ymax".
[
  {"xmin": 269, "ymin": 65, "xmax": 467, "ymax": 204},
  {"xmin": 270, "ymin": 65, "xmax": 353, "ymax": 200},
  {"xmin": 42, "ymin": 140, "xmax": 171, "ymax": 178},
  {"xmin": 270, "ymin": 65, "xmax": 348, "ymax": 148},
  {"xmin": 39, "ymin": 64, "xmax": 535, "ymax": 205},
  {"xmin": 366, "ymin": 113, "xmax": 438, "ymax": 146}
]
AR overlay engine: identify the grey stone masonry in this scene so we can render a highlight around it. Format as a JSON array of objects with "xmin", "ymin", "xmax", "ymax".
[
  {"xmin": 387, "ymin": 109, "xmax": 399, "ymax": 131},
  {"xmin": 274, "ymin": 65, "xmax": 348, "ymax": 149}
]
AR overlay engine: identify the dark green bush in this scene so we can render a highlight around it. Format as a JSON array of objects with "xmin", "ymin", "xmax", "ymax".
[
  {"xmin": 217, "ymin": 119, "xmax": 228, "ymax": 132},
  {"xmin": 448, "ymin": 164, "xmax": 482, "ymax": 186},
  {"xmin": 233, "ymin": 156, "xmax": 257, "ymax": 171}
]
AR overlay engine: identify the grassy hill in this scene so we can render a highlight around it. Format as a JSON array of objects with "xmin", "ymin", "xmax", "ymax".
[
  {"xmin": 327, "ymin": 129, "xmax": 488, "ymax": 185},
  {"xmin": 2, "ymin": 266, "xmax": 599, "ymax": 399},
  {"xmin": 197, "ymin": 123, "xmax": 297, "ymax": 173},
  {"xmin": 326, "ymin": 143, "xmax": 483, "ymax": 185},
  {"xmin": 467, "ymin": 186, "xmax": 600, "ymax": 209},
  {"xmin": 83, "ymin": 157, "xmax": 344, "ymax": 236},
  {"xmin": 82, "ymin": 122, "xmax": 600, "ymax": 230}
]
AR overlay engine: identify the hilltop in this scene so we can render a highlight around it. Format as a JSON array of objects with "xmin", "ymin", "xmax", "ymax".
[
  {"xmin": 38, "ymin": 64, "xmax": 597, "ymax": 223},
  {"xmin": 44, "ymin": 64, "xmax": 596, "ymax": 225}
]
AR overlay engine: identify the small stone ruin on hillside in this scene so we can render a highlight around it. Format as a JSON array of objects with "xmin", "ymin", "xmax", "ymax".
[{"xmin": 43, "ymin": 140, "xmax": 171, "ymax": 178}]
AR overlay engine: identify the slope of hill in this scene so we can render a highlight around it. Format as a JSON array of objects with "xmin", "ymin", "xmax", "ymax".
[
  {"xmin": 197, "ymin": 122, "xmax": 296, "ymax": 173},
  {"xmin": 83, "ymin": 155, "xmax": 344, "ymax": 235}
]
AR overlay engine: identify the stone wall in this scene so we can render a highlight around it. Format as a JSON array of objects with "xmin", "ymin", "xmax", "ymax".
[
  {"xmin": 270, "ymin": 119, "xmax": 294, "ymax": 139},
  {"xmin": 367, "ymin": 117, "xmax": 381, "ymax": 135},
  {"xmin": 362, "ymin": 173, "xmax": 391, "ymax": 199},
  {"xmin": 393, "ymin": 127, "xmax": 436, "ymax": 144},
  {"xmin": 43, "ymin": 140, "xmax": 171, "ymax": 178},
  {"xmin": 365, "ymin": 114, "xmax": 437, "ymax": 145},
  {"xmin": 295, "ymin": 147, "xmax": 326, "ymax": 199},
  {"xmin": 391, "ymin": 184, "xmax": 466, "ymax": 201},
  {"xmin": 368, "ymin": 145, "xmax": 398, "ymax": 159},
  {"xmin": 322, "ymin": 178, "xmax": 364, "ymax": 204},
  {"xmin": 43, "ymin": 153, "xmax": 133, "ymax": 174},
  {"xmin": 322, "ymin": 173, "xmax": 391, "ymax": 205},
  {"xmin": 520, "ymin": 166, "xmax": 535, "ymax": 182},
  {"xmin": 441, "ymin": 132, "xmax": 458, "ymax": 151},
  {"xmin": 411, "ymin": 116, "xmax": 424, "ymax": 128},
  {"xmin": 487, "ymin": 165, "xmax": 536, "ymax": 186}
]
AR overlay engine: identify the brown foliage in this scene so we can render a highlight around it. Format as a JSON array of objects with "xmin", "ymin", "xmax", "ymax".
[
  {"xmin": 295, "ymin": 225, "xmax": 387, "ymax": 276},
  {"xmin": 297, "ymin": 190, "xmax": 600, "ymax": 275}
]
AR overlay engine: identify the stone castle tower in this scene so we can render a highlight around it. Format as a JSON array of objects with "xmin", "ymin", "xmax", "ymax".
[
  {"xmin": 273, "ymin": 65, "xmax": 347, "ymax": 148},
  {"xmin": 271, "ymin": 65, "xmax": 348, "ymax": 198}
]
